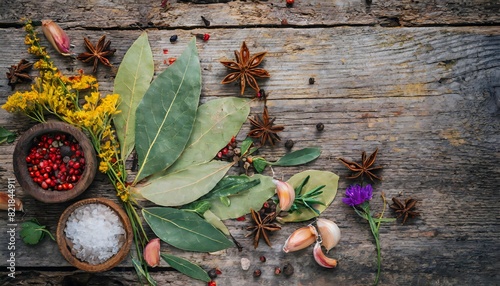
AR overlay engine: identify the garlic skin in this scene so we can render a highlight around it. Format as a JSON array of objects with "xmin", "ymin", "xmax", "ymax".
[
  {"xmin": 0, "ymin": 192, "xmax": 24, "ymax": 212},
  {"xmin": 41, "ymin": 20, "xmax": 72, "ymax": 56},
  {"xmin": 282, "ymin": 225, "xmax": 317, "ymax": 253},
  {"xmin": 273, "ymin": 179, "xmax": 295, "ymax": 211},
  {"xmin": 316, "ymin": 218, "xmax": 341, "ymax": 252},
  {"xmin": 143, "ymin": 238, "xmax": 161, "ymax": 267},
  {"xmin": 313, "ymin": 241, "xmax": 338, "ymax": 268}
]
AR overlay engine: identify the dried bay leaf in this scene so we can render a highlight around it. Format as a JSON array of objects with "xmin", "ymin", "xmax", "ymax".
[
  {"xmin": 113, "ymin": 32, "xmax": 154, "ymax": 161},
  {"xmin": 134, "ymin": 37, "xmax": 201, "ymax": 183},
  {"xmin": 209, "ymin": 174, "xmax": 275, "ymax": 220},
  {"xmin": 161, "ymin": 254, "xmax": 211, "ymax": 282},
  {"xmin": 165, "ymin": 97, "xmax": 250, "ymax": 174},
  {"xmin": 278, "ymin": 170, "xmax": 339, "ymax": 223},
  {"xmin": 271, "ymin": 147, "xmax": 321, "ymax": 166},
  {"xmin": 140, "ymin": 161, "xmax": 233, "ymax": 206},
  {"xmin": 143, "ymin": 207, "xmax": 234, "ymax": 252}
]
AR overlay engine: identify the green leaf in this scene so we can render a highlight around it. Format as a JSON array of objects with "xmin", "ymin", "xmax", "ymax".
[
  {"xmin": 20, "ymin": 219, "xmax": 54, "ymax": 245},
  {"xmin": 182, "ymin": 200, "xmax": 212, "ymax": 216},
  {"xmin": 270, "ymin": 147, "xmax": 321, "ymax": 166},
  {"xmin": 0, "ymin": 127, "xmax": 16, "ymax": 144},
  {"xmin": 240, "ymin": 137, "xmax": 254, "ymax": 156},
  {"xmin": 142, "ymin": 207, "xmax": 234, "ymax": 252},
  {"xmin": 166, "ymin": 97, "xmax": 250, "ymax": 174},
  {"xmin": 278, "ymin": 170, "xmax": 339, "ymax": 223},
  {"xmin": 134, "ymin": 37, "xmax": 201, "ymax": 182},
  {"xmin": 113, "ymin": 32, "xmax": 154, "ymax": 161},
  {"xmin": 202, "ymin": 175, "xmax": 261, "ymax": 200},
  {"xmin": 203, "ymin": 209, "xmax": 230, "ymax": 236},
  {"xmin": 220, "ymin": 196, "xmax": 231, "ymax": 207},
  {"xmin": 209, "ymin": 174, "xmax": 275, "ymax": 220},
  {"xmin": 252, "ymin": 157, "xmax": 268, "ymax": 173},
  {"xmin": 161, "ymin": 254, "xmax": 211, "ymax": 282},
  {"xmin": 139, "ymin": 161, "xmax": 233, "ymax": 206}
]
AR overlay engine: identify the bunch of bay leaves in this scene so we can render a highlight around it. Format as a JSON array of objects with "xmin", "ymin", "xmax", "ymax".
[{"xmin": 112, "ymin": 33, "xmax": 338, "ymax": 283}]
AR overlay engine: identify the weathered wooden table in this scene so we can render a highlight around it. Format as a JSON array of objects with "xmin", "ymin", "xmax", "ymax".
[{"xmin": 1, "ymin": 1, "xmax": 499, "ymax": 285}]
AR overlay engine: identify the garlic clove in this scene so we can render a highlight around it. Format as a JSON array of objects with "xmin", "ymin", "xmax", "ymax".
[
  {"xmin": 283, "ymin": 225, "xmax": 317, "ymax": 253},
  {"xmin": 0, "ymin": 192, "xmax": 24, "ymax": 212},
  {"xmin": 143, "ymin": 238, "xmax": 161, "ymax": 267},
  {"xmin": 273, "ymin": 179, "xmax": 295, "ymax": 212},
  {"xmin": 316, "ymin": 218, "xmax": 341, "ymax": 252},
  {"xmin": 41, "ymin": 20, "xmax": 72, "ymax": 56},
  {"xmin": 313, "ymin": 241, "xmax": 338, "ymax": 268}
]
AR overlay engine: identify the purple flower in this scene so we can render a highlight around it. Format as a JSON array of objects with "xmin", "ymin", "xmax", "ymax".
[{"xmin": 342, "ymin": 184, "xmax": 373, "ymax": 207}]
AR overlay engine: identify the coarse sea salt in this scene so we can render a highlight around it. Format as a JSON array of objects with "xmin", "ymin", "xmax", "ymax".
[{"xmin": 64, "ymin": 203, "xmax": 125, "ymax": 265}]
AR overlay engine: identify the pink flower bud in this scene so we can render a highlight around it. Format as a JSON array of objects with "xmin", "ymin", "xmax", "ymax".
[
  {"xmin": 143, "ymin": 238, "xmax": 161, "ymax": 267},
  {"xmin": 41, "ymin": 20, "xmax": 72, "ymax": 56}
]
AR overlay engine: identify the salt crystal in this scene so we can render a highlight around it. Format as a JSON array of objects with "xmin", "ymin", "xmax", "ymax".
[
  {"xmin": 241, "ymin": 257, "xmax": 251, "ymax": 270},
  {"xmin": 64, "ymin": 203, "xmax": 125, "ymax": 265}
]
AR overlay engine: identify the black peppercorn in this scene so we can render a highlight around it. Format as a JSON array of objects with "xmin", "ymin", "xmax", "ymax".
[
  {"xmin": 283, "ymin": 263, "xmax": 294, "ymax": 276},
  {"xmin": 316, "ymin": 122, "xmax": 324, "ymax": 131},
  {"xmin": 253, "ymin": 269, "xmax": 262, "ymax": 277},
  {"xmin": 309, "ymin": 77, "xmax": 315, "ymax": 84},
  {"xmin": 285, "ymin": 139, "xmax": 294, "ymax": 149},
  {"xmin": 274, "ymin": 267, "xmax": 282, "ymax": 275},
  {"xmin": 169, "ymin": 35, "xmax": 178, "ymax": 43},
  {"xmin": 260, "ymin": 256, "xmax": 266, "ymax": 262},
  {"xmin": 208, "ymin": 268, "xmax": 218, "ymax": 279}
]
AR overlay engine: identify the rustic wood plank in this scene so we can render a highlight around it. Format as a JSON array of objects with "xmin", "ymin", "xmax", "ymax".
[
  {"xmin": 0, "ymin": 25, "xmax": 499, "ymax": 285},
  {"xmin": 0, "ymin": 0, "xmax": 499, "ymax": 28}
]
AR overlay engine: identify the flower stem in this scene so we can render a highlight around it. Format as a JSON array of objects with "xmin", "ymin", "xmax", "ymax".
[{"xmin": 363, "ymin": 204, "xmax": 381, "ymax": 286}]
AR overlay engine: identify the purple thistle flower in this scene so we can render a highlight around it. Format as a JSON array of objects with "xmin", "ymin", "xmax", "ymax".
[{"xmin": 342, "ymin": 184, "xmax": 373, "ymax": 207}]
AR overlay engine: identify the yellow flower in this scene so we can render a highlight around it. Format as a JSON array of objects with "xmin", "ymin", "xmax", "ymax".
[{"xmin": 99, "ymin": 161, "xmax": 109, "ymax": 173}]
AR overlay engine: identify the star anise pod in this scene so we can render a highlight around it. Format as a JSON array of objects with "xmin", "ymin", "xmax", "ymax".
[
  {"xmin": 220, "ymin": 41, "xmax": 270, "ymax": 95},
  {"xmin": 245, "ymin": 208, "xmax": 281, "ymax": 249},
  {"xmin": 390, "ymin": 197, "xmax": 419, "ymax": 224},
  {"xmin": 338, "ymin": 148, "xmax": 383, "ymax": 182},
  {"xmin": 248, "ymin": 105, "xmax": 284, "ymax": 146},
  {"xmin": 6, "ymin": 59, "xmax": 33, "ymax": 90},
  {"xmin": 77, "ymin": 35, "xmax": 116, "ymax": 73}
]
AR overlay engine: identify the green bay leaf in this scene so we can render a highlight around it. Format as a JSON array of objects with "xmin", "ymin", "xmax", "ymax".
[
  {"xmin": 134, "ymin": 37, "xmax": 201, "ymax": 182},
  {"xmin": 271, "ymin": 147, "xmax": 321, "ymax": 166},
  {"xmin": 209, "ymin": 174, "xmax": 275, "ymax": 220},
  {"xmin": 161, "ymin": 254, "xmax": 211, "ymax": 282},
  {"xmin": 140, "ymin": 161, "xmax": 233, "ymax": 206},
  {"xmin": 165, "ymin": 97, "xmax": 250, "ymax": 174},
  {"xmin": 113, "ymin": 32, "xmax": 154, "ymax": 161},
  {"xmin": 142, "ymin": 207, "xmax": 234, "ymax": 252},
  {"xmin": 278, "ymin": 170, "xmax": 339, "ymax": 223}
]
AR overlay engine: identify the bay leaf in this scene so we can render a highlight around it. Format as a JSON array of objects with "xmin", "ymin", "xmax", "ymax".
[
  {"xmin": 134, "ymin": 37, "xmax": 201, "ymax": 182},
  {"xmin": 271, "ymin": 147, "xmax": 321, "ymax": 166},
  {"xmin": 140, "ymin": 161, "xmax": 233, "ymax": 206},
  {"xmin": 161, "ymin": 254, "xmax": 211, "ymax": 282},
  {"xmin": 278, "ymin": 170, "xmax": 339, "ymax": 223},
  {"xmin": 201, "ymin": 175, "xmax": 261, "ymax": 200},
  {"xmin": 142, "ymin": 207, "xmax": 234, "ymax": 252},
  {"xmin": 209, "ymin": 174, "xmax": 275, "ymax": 220},
  {"xmin": 113, "ymin": 32, "xmax": 154, "ymax": 160},
  {"xmin": 165, "ymin": 97, "xmax": 250, "ymax": 174},
  {"xmin": 203, "ymin": 209, "xmax": 230, "ymax": 236}
]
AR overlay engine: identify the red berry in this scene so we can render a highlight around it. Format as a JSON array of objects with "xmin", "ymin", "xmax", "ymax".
[
  {"xmin": 236, "ymin": 216, "xmax": 245, "ymax": 221},
  {"xmin": 202, "ymin": 33, "xmax": 210, "ymax": 41},
  {"xmin": 41, "ymin": 182, "xmax": 48, "ymax": 189},
  {"xmin": 208, "ymin": 281, "xmax": 216, "ymax": 286}
]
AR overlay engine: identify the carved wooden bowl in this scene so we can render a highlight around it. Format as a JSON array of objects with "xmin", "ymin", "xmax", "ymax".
[
  {"xmin": 56, "ymin": 198, "xmax": 133, "ymax": 272},
  {"xmin": 13, "ymin": 121, "xmax": 97, "ymax": 203}
]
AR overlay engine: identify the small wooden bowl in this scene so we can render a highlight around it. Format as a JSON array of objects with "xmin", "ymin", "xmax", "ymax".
[
  {"xmin": 56, "ymin": 198, "xmax": 133, "ymax": 272},
  {"xmin": 13, "ymin": 121, "xmax": 97, "ymax": 203}
]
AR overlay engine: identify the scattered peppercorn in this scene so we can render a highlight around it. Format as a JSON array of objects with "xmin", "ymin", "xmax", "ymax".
[
  {"xmin": 283, "ymin": 263, "xmax": 294, "ymax": 276},
  {"xmin": 274, "ymin": 267, "xmax": 282, "ymax": 275},
  {"xmin": 259, "ymin": 256, "xmax": 266, "ymax": 262},
  {"xmin": 316, "ymin": 122, "xmax": 324, "ymax": 131},
  {"xmin": 257, "ymin": 89, "xmax": 266, "ymax": 100},
  {"xmin": 208, "ymin": 268, "xmax": 218, "ymax": 279},
  {"xmin": 309, "ymin": 77, "xmax": 315, "ymax": 84},
  {"xmin": 236, "ymin": 215, "xmax": 246, "ymax": 221},
  {"xmin": 203, "ymin": 33, "xmax": 210, "ymax": 41},
  {"xmin": 201, "ymin": 16, "xmax": 211, "ymax": 27},
  {"xmin": 207, "ymin": 281, "xmax": 216, "ymax": 286},
  {"xmin": 169, "ymin": 35, "xmax": 178, "ymax": 43},
  {"xmin": 253, "ymin": 269, "xmax": 262, "ymax": 277},
  {"xmin": 281, "ymin": 19, "xmax": 289, "ymax": 25},
  {"xmin": 286, "ymin": 0, "xmax": 294, "ymax": 7},
  {"xmin": 285, "ymin": 139, "xmax": 294, "ymax": 149},
  {"xmin": 168, "ymin": 58, "xmax": 176, "ymax": 65}
]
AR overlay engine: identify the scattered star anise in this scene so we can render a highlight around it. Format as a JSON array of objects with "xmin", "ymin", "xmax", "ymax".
[
  {"xmin": 245, "ymin": 208, "xmax": 281, "ymax": 249},
  {"xmin": 248, "ymin": 105, "xmax": 284, "ymax": 146},
  {"xmin": 77, "ymin": 35, "xmax": 116, "ymax": 73},
  {"xmin": 6, "ymin": 59, "xmax": 33, "ymax": 90},
  {"xmin": 220, "ymin": 41, "xmax": 270, "ymax": 95},
  {"xmin": 338, "ymin": 148, "xmax": 383, "ymax": 182},
  {"xmin": 390, "ymin": 197, "xmax": 419, "ymax": 224}
]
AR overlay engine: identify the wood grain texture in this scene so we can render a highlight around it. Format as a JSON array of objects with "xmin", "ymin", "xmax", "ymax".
[
  {"xmin": 0, "ymin": 2, "xmax": 499, "ymax": 285},
  {"xmin": 0, "ymin": 0, "xmax": 499, "ymax": 28}
]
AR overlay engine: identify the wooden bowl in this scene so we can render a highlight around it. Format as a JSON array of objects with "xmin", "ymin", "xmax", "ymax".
[
  {"xmin": 56, "ymin": 198, "xmax": 133, "ymax": 272},
  {"xmin": 13, "ymin": 121, "xmax": 97, "ymax": 203}
]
